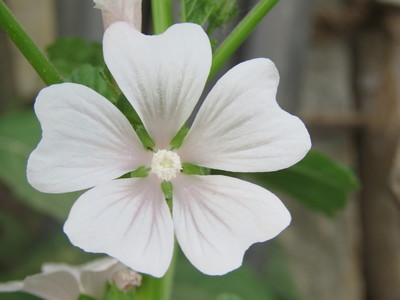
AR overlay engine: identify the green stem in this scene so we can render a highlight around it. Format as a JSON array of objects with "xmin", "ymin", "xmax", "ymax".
[
  {"xmin": 209, "ymin": 0, "xmax": 279, "ymax": 79},
  {"xmin": 151, "ymin": 0, "xmax": 174, "ymax": 34},
  {"xmin": 0, "ymin": 0, "xmax": 63, "ymax": 85},
  {"xmin": 136, "ymin": 241, "xmax": 178, "ymax": 300}
]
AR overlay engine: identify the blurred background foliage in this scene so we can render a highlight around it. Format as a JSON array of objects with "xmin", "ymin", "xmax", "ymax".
[{"xmin": 1, "ymin": 0, "xmax": 399, "ymax": 299}]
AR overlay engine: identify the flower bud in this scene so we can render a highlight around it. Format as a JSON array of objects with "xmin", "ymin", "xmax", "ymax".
[
  {"xmin": 94, "ymin": 0, "xmax": 142, "ymax": 30},
  {"xmin": 112, "ymin": 268, "xmax": 142, "ymax": 292}
]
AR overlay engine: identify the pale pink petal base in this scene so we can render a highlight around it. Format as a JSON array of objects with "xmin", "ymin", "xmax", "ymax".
[
  {"xmin": 64, "ymin": 176, "xmax": 174, "ymax": 278},
  {"xmin": 172, "ymin": 174, "xmax": 291, "ymax": 275},
  {"xmin": 178, "ymin": 58, "xmax": 311, "ymax": 172}
]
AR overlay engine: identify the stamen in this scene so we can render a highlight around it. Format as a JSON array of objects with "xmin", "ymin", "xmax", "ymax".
[{"xmin": 151, "ymin": 150, "xmax": 182, "ymax": 181}]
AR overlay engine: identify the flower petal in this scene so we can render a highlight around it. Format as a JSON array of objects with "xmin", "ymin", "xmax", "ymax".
[
  {"xmin": 80, "ymin": 258, "xmax": 123, "ymax": 299},
  {"xmin": 172, "ymin": 174, "xmax": 291, "ymax": 275},
  {"xmin": 64, "ymin": 177, "xmax": 174, "ymax": 278},
  {"xmin": 27, "ymin": 83, "xmax": 151, "ymax": 193},
  {"xmin": 41, "ymin": 257, "xmax": 121, "ymax": 298},
  {"xmin": 24, "ymin": 271, "xmax": 79, "ymax": 300},
  {"xmin": 80, "ymin": 257, "xmax": 119, "ymax": 272},
  {"xmin": 103, "ymin": 22, "xmax": 212, "ymax": 149},
  {"xmin": 41, "ymin": 263, "xmax": 79, "ymax": 280},
  {"xmin": 178, "ymin": 58, "xmax": 311, "ymax": 172},
  {"xmin": 0, "ymin": 281, "xmax": 24, "ymax": 292}
]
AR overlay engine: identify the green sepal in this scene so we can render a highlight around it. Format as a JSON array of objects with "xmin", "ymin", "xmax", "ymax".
[
  {"xmin": 115, "ymin": 94, "xmax": 142, "ymax": 126},
  {"xmin": 130, "ymin": 166, "xmax": 151, "ymax": 178},
  {"xmin": 134, "ymin": 125, "xmax": 155, "ymax": 150},
  {"xmin": 182, "ymin": 163, "xmax": 211, "ymax": 175},
  {"xmin": 114, "ymin": 94, "xmax": 155, "ymax": 150},
  {"xmin": 170, "ymin": 126, "xmax": 189, "ymax": 150},
  {"xmin": 100, "ymin": 283, "xmax": 136, "ymax": 300},
  {"xmin": 77, "ymin": 295, "xmax": 97, "ymax": 300},
  {"xmin": 161, "ymin": 181, "xmax": 173, "ymax": 212},
  {"xmin": 70, "ymin": 64, "xmax": 115, "ymax": 101},
  {"xmin": 99, "ymin": 66, "xmax": 121, "ymax": 101}
]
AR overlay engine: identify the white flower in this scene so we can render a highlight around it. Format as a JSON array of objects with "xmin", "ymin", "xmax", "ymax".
[
  {"xmin": 27, "ymin": 22, "xmax": 311, "ymax": 278},
  {"xmin": 0, "ymin": 258, "xmax": 140, "ymax": 300},
  {"xmin": 94, "ymin": 0, "xmax": 142, "ymax": 30}
]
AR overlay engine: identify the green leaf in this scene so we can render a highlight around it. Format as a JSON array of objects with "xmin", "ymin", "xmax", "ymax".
[
  {"xmin": 47, "ymin": 37, "xmax": 104, "ymax": 79},
  {"xmin": 180, "ymin": 0, "xmax": 214, "ymax": 24},
  {"xmin": 70, "ymin": 64, "xmax": 115, "ymax": 101},
  {"xmin": 0, "ymin": 110, "xmax": 79, "ymax": 221},
  {"xmin": 180, "ymin": 0, "xmax": 238, "ymax": 35},
  {"xmin": 247, "ymin": 151, "xmax": 360, "ymax": 215},
  {"xmin": 101, "ymin": 283, "xmax": 136, "ymax": 300},
  {"xmin": 207, "ymin": 0, "xmax": 238, "ymax": 35}
]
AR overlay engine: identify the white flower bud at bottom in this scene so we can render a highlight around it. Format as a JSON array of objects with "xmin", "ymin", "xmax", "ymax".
[{"xmin": 112, "ymin": 269, "xmax": 142, "ymax": 292}]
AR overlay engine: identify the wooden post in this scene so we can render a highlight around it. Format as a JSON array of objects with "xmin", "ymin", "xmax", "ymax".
[{"xmin": 357, "ymin": 5, "xmax": 400, "ymax": 299}]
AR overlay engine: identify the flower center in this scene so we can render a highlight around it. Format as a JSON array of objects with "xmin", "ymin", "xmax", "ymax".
[{"xmin": 151, "ymin": 149, "xmax": 182, "ymax": 181}]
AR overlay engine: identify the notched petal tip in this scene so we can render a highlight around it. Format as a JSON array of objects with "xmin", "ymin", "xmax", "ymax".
[
  {"xmin": 27, "ymin": 83, "xmax": 150, "ymax": 194},
  {"xmin": 178, "ymin": 57, "xmax": 311, "ymax": 173},
  {"xmin": 63, "ymin": 178, "xmax": 174, "ymax": 278},
  {"xmin": 173, "ymin": 174, "xmax": 291, "ymax": 275},
  {"xmin": 103, "ymin": 21, "xmax": 212, "ymax": 149}
]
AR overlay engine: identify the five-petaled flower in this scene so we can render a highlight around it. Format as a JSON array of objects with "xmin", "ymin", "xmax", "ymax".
[
  {"xmin": 0, "ymin": 258, "xmax": 141, "ymax": 300},
  {"xmin": 27, "ymin": 21, "xmax": 311, "ymax": 277}
]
